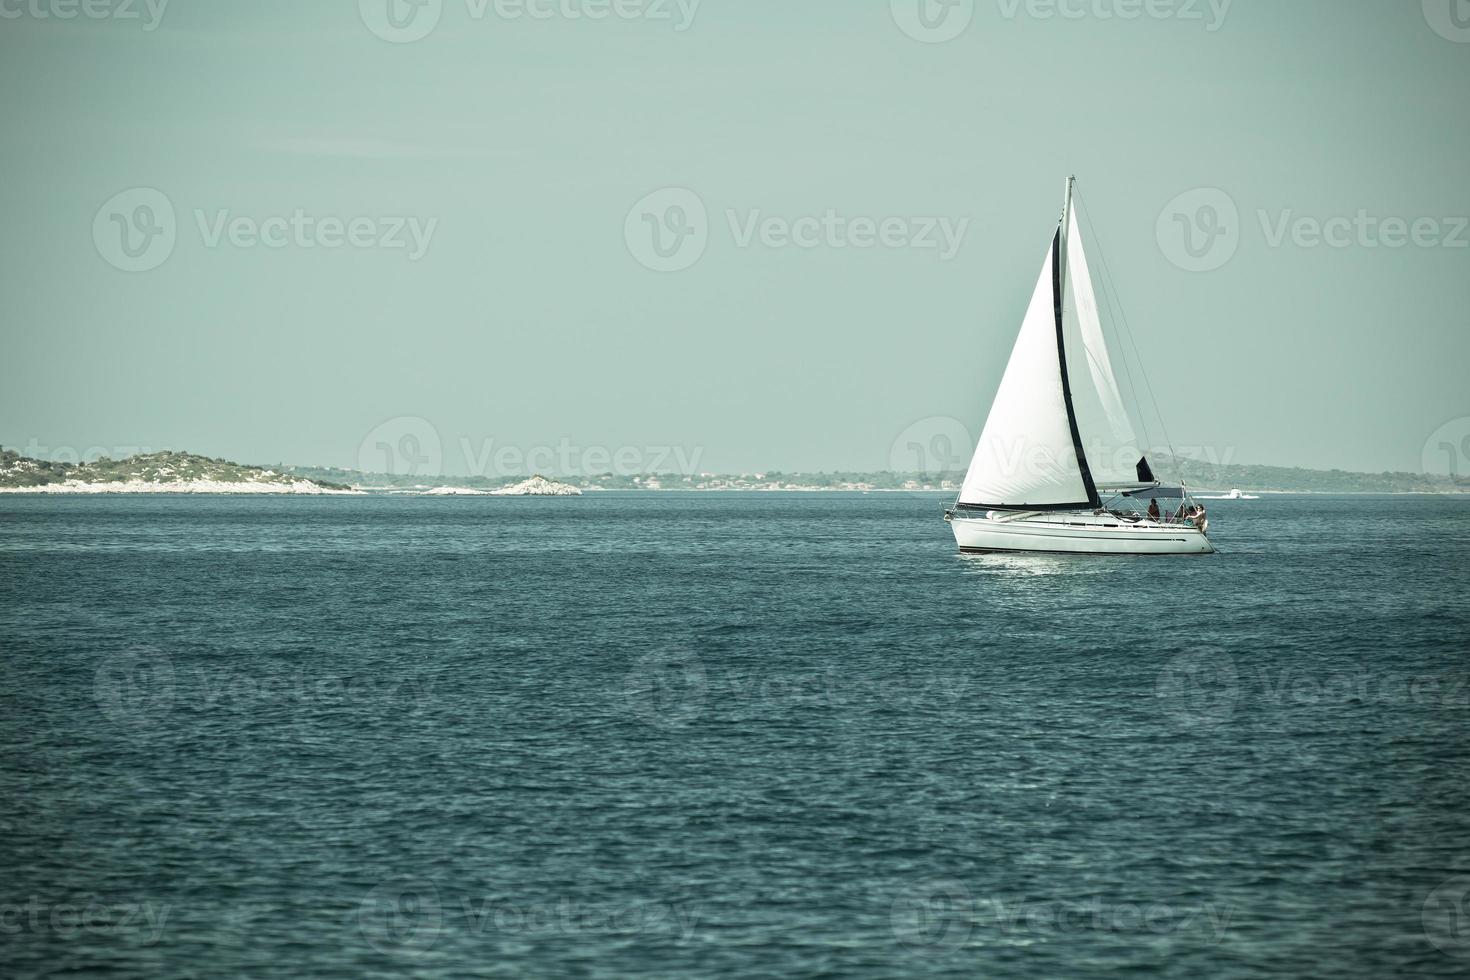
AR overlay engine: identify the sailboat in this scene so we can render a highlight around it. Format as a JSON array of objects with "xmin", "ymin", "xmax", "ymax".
[{"xmin": 945, "ymin": 177, "xmax": 1214, "ymax": 555}]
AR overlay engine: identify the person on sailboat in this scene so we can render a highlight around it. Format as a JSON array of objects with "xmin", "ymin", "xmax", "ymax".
[{"xmin": 1147, "ymin": 499, "xmax": 1161, "ymax": 522}]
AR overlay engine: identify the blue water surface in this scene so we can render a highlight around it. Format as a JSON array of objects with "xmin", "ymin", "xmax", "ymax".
[{"xmin": 2, "ymin": 492, "xmax": 1468, "ymax": 978}]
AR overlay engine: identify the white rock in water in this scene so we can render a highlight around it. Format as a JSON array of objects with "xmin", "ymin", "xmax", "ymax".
[
  {"xmin": 490, "ymin": 475, "xmax": 582, "ymax": 496},
  {"xmin": 422, "ymin": 486, "xmax": 492, "ymax": 496}
]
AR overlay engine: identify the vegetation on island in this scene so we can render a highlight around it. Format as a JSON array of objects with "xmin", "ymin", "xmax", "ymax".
[{"xmin": 0, "ymin": 449, "xmax": 351, "ymax": 491}]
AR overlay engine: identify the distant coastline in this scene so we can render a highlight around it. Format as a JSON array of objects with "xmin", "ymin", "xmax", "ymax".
[{"xmin": 3, "ymin": 447, "xmax": 1466, "ymax": 496}]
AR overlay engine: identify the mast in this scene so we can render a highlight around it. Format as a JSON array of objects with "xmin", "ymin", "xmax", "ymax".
[
  {"xmin": 1051, "ymin": 175, "xmax": 1100, "ymax": 508},
  {"xmin": 1059, "ymin": 175, "xmax": 1075, "ymax": 292}
]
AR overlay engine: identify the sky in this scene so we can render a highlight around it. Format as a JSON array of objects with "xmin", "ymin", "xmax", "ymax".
[{"xmin": 1, "ymin": 0, "xmax": 1467, "ymax": 478}]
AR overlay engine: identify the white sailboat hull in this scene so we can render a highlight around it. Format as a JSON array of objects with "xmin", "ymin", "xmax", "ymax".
[{"xmin": 951, "ymin": 512, "xmax": 1214, "ymax": 555}]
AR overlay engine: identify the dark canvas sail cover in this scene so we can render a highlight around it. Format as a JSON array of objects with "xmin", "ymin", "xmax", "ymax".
[{"xmin": 1136, "ymin": 456, "xmax": 1156, "ymax": 484}]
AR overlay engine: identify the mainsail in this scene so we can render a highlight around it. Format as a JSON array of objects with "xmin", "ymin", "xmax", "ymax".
[{"xmin": 957, "ymin": 179, "xmax": 1147, "ymax": 510}]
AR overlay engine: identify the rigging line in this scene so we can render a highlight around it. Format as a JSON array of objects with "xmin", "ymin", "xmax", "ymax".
[
  {"xmin": 1076, "ymin": 206, "xmax": 1154, "ymax": 460},
  {"xmin": 1075, "ymin": 187, "xmax": 1184, "ymax": 484},
  {"xmin": 1085, "ymin": 205, "xmax": 1177, "ymax": 483},
  {"xmin": 1070, "ymin": 193, "xmax": 1154, "ymax": 460}
]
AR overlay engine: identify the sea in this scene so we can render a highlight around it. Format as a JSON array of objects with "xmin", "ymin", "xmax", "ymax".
[{"xmin": 2, "ymin": 492, "xmax": 1468, "ymax": 978}]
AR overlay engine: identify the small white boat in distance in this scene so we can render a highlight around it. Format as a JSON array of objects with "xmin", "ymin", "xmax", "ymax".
[
  {"xmin": 946, "ymin": 177, "xmax": 1213, "ymax": 556},
  {"xmin": 1198, "ymin": 488, "xmax": 1259, "ymax": 500}
]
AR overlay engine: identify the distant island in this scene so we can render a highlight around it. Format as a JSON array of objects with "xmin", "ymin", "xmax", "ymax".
[
  {"xmin": 0, "ymin": 450, "xmax": 355, "ymax": 495},
  {"xmin": 2, "ymin": 448, "xmax": 1465, "ymax": 495},
  {"xmin": 0, "ymin": 450, "xmax": 586, "ymax": 496}
]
